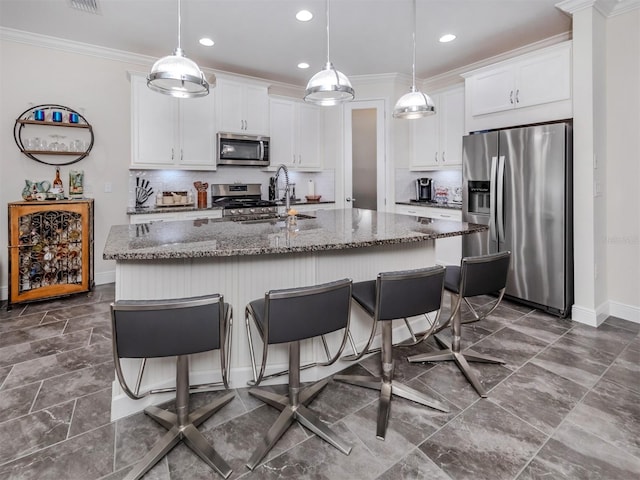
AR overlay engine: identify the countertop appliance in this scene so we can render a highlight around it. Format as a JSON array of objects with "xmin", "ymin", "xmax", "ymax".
[
  {"xmin": 462, "ymin": 121, "xmax": 573, "ymax": 317},
  {"xmin": 415, "ymin": 177, "xmax": 433, "ymax": 202},
  {"xmin": 211, "ymin": 183, "xmax": 278, "ymax": 221},
  {"xmin": 217, "ymin": 133, "xmax": 270, "ymax": 167}
]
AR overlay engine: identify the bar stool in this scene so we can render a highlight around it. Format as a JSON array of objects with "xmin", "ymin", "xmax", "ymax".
[
  {"xmin": 111, "ymin": 295, "xmax": 234, "ymax": 480},
  {"xmin": 408, "ymin": 251, "xmax": 511, "ymax": 397},
  {"xmin": 244, "ymin": 278, "xmax": 353, "ymax": 470},
  {"xmin": 334, "ymin": 266, "xmax": 449, "ymax": 440}
]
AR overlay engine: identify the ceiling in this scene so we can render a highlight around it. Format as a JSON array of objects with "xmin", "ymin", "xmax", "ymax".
[{"xmin": 0, "ymin": 0, "xmax": 572, "ymax": 86}]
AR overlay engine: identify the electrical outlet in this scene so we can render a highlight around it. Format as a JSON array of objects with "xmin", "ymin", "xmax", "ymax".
[{"xmin": 104, "ymin": 182, "xmax": 112, "ymax": 193}]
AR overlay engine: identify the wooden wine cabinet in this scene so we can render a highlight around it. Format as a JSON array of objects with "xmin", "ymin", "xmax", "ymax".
[{"xmin": 8, "ymin": 199, "xmax": 94, "ymax": 309}]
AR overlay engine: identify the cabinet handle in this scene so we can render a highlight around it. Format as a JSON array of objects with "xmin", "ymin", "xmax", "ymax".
[
  {"xmin": 171, "ymin": 148, "xmax": 174, "ymax": 160},
  {"xmin": 434, "ymin": 152, "xmax": 438, "ymax": 162},
  {"xmin": 180, "ymin": 149, "xmax": 183, "ymax": 161},
  {"xmin": 442, "ymin": 151, "xmax": 445, "ymax": 162},
  {"xmin": 440, "ymin": 214, "xmax": 451, "ymax": 218},
  {"xmin": 509, "ymin": 90, "xmax": 514, "ymax": 104},
  {"xmin": 516, "ymin": 89, "xmax": 520, "ymax": 104}
]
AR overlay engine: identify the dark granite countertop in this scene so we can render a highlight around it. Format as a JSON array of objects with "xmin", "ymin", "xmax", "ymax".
[
  {"xmin": 104, "ymin": 208, "xmax": 486, "ymax": 260},
  {"xmin": 396, "ymin": 200, "xmax": 462, "ymax": 211}
]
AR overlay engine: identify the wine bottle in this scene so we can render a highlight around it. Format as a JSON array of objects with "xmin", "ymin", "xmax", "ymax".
[{"xmin": 52, "ymin": 167, "xmax": 64, "ymax": 196}]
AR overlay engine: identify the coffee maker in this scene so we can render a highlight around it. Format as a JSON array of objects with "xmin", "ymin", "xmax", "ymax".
[{"xmin": 415, "ymin": 178, "xmax": 433, "ymax": 202}]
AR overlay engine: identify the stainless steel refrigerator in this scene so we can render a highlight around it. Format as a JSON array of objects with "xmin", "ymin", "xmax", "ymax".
[{"xmin": 462, "ymin": 122, "xmax": 573, "ymax": 317}]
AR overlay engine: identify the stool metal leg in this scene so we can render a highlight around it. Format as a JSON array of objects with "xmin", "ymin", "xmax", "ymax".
[
  {"xmin": 335, "ymin": 322, "xmax": 449, "ymax": 441},
  {"xmin": 407, "ymin": 298, "xmax": 505, "ymax": 398},
  {"xmin": 126, "ymin": 355, "xmax": 234, "ymax": 480},
  {"xmin": 246, "ymin": 341, "xmax": 352, "ymax": 471}
]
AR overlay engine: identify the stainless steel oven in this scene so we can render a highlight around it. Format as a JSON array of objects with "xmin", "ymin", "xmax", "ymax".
[{"xmin": 217, "ymin": 133, "xmax": 270, "ymax": 167}]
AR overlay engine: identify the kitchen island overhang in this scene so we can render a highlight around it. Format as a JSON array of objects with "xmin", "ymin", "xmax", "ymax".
[{"xmin": 104, "ymin": 208, "xmax": 486, "ymax": 420}]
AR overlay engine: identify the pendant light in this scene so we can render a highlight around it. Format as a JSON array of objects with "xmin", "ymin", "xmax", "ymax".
[
  {"xmin": 304, "ymin": 0, "xmax": 355, "ymax": 106},
  {"xmin": 147, "ymin": 0, "xmax": 211, "ymax": 98},
  {"xmin": 393, "ymin": 0, "xmax": 435, "ymax": 119}
]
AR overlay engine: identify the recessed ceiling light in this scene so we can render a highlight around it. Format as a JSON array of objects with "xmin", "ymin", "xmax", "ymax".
[
  {"xmin": 439, "ymin": 34, "xmax": 456, "ymax": 43},
  {"xmin": 199, "ymin": 37, "xmax": 215, "ymax": 47},
  {"xmin": 298, "ymin": 62, "xmax": 310, "ymax": 69},
  {"xmin": 296, "ymin": 10, "xmax": 313, "ymax": 22}
]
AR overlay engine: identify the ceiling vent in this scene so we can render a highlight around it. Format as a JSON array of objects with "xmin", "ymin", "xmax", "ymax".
[{"xmin": 68, "ymin": 0, "xmax": 101, "ymax": 15}]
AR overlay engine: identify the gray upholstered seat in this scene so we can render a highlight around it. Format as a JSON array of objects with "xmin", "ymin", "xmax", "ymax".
[
  {"xmin": 408, "ymin": 251, "xmax": 511, "ymax": 397},
  {"xmin": 111, "ymin": 295, "xmax": 234, "ymax": 479},
  {"xmin": 244, "ymin": 278, "xmax": 353, "ymax": 470},
  {"xmin": 334, "ymin": 266, "xmax": 450, "ymax": 440}
]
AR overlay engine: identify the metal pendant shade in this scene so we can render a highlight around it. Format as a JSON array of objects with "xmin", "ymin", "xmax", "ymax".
[
  {"xmin": 304, "ymin": 0, "xmax": 354, "ymax": 106},
  {"xmin": 148, "ymin": 0, "xmax": 211, "ymax": 98},
  {"xmin": 393, "ymin": 0, "xmax": 435, "ymax": 119}
]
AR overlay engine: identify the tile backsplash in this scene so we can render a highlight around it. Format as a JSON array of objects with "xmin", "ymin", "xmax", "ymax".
[
  {"xmin": 129, "ymin": 167, "xmax": 335, "ymax": 208},
  {"xmin": 395, "ymin": 168, "xmax": 462, "ymax": 203}
]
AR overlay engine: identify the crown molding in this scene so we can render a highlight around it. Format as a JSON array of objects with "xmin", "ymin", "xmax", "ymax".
[
  {"xmin": 0, "ymin": 27, "xmax": 154, "ymax": 66},
  {"xmin": 557, "ymin": 0, "xmax": 640, "ymax": 17}
]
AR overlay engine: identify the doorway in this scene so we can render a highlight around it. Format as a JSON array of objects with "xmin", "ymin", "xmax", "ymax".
[{"xmin": 344, "ymin": 100, "xmax": 386, "ymax": 211}]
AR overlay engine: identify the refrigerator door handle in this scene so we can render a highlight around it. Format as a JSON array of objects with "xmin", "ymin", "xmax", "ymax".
[
  {"xmin": 489, "ymin": 156, "xmax": 498, "ymax": 245},
  {"xmin": 497, "ymin": 156, "xmax": 506, "ymax": 244}
]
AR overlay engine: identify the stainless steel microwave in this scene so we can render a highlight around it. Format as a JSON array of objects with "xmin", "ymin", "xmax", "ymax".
[{"xmin": 216, "ymin": 132, "xmax": 270, "ymax": 167}]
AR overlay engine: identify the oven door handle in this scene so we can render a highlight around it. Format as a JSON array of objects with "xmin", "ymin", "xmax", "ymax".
[{"xmin": 259, "ymin": 141, "xmax": 265, "ymax": 161}]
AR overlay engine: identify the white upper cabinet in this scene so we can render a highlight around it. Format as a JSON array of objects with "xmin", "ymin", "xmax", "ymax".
[
  {"xmin": 130, "ymin": 73, "xmax": 216, "ymax": 170},
  {"xmin": 411, "ymin": 85, "xmax": 464, "ymax": 170},
  {"xmin": 269, "ymin": 97, "xmax": 323, "ymax": 171},
  {"xmin": 464, "ymin": 41, "xmax": 572, "ymax": 131},
  {"xmin": 216, "ymin": 77, "xmax": 269, "ymax": 135}
]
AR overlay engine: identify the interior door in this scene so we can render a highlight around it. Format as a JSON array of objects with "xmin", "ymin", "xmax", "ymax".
[{"xmin": 343, "ymin": 100, "xmax": 386, "ymax": 211}]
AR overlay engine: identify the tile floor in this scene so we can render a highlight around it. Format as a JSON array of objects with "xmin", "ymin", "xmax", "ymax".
[{"xmin": 0, "ymin": 284, "xmax": 639, "ymax": 479}]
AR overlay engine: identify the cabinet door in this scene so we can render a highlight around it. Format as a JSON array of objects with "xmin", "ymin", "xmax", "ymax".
[
  {"xmin": 469, "ymin": 65, "xmax": 515, "ymax": 116},
  {"xmin": 179, "ymin": 94, "xmax": 216, "ymax": 168},
  {"xmin": 269, "ymin": 98, "xmax": 296, "ymax": 167},
  {"xmin": 515, "ymin": 46, "xmax": 571, "ymax": 109},
  {"xmin": 131, "ymin": 74, "xmax": 176, "ymax": 166},
  {"xmin": 440, "ymin": 87, "xmax": 464, "ymax": 166},
  {"xmin": 410, "ymin": 99, "xmax": 439, "ymax": 170},
  {"xmin": 217, "ymin": 79, "xmax": 245, "ymax": 133},
  {"xmin": 244, "ymin": 84, "xmax": 269, "ymax": 135},
  {"xmin": 395, "ymin": 204, "xmax": 431, "ymax": 216},
  {"xmin": 296, "ymin": 103, "xmax": 322, "ymax": 170}
]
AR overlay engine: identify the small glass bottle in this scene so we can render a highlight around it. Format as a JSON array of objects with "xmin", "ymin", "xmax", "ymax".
[{"xmin": 52, "ymin": 167, "xmax": 64, "ymax": 197}]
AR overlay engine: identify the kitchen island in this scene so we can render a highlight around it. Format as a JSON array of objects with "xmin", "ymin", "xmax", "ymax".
[{"xmin": 104, "ymin": 208, "xmax": 486, "ymax": 419}]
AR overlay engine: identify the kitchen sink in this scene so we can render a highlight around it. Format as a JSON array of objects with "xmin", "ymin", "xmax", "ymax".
[{"xmin": 238, "ymin": 214, "xmax": 316, "ymax": 225}]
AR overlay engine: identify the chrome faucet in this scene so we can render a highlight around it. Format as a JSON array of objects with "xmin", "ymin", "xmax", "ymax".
[{"xmin": 274, "ymin": 164, "xmax": 290, "ymax": 213}]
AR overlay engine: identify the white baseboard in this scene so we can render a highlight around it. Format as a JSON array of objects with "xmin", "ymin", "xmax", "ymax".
[
  {"xmin": 572, "ymin": 300, "xmax": 640, "ymax": 326},
  {"xmin": 95, "ymin": 270, "xmax": 116, "ymax": 286},
  {"xmin": 608, "ymin": 300, "xmax": 640, "ymax": 324},
  {"xmin": 571, "ymin": 302, "xmax": 609, "ymax": 327}
]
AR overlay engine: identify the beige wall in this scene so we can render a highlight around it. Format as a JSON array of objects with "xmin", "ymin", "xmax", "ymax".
[
  {"xmin": 606, "ymin": 9, "xmax": 640, "ymax": 313},
  {"xmin": 0, "ymin": 39, "xmax": 145, "ymax": 293}
]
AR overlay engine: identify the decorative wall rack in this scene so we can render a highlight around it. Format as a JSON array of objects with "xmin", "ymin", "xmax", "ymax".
[{"xmin": 14, "ymin": 104, "xmax": 94, "ymax": 165}]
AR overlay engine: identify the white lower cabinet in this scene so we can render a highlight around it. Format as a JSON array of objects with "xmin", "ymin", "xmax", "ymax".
[
  {"xmin": 395, "ymin": 204, "xmax": 462, "ymax": 265},
  {"xmin": 129, "ymin": 209, "xmax": 223, "ymax": 224}
]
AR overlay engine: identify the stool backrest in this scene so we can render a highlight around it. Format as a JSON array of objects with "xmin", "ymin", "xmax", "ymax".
[
  {"xmin": 376, "ymin": 265, "xmax": 446, "ymax": 321},
  {"xmin": 460, "ymin": 251, "xmax": 511, "ymax": 298},
  {"xmin": 111, "ymin": 295, "xmax": 225, "ymax": 359},
  {"xmin": 265, "ymin": 278, "xmax": 352, "ymax": 344}
]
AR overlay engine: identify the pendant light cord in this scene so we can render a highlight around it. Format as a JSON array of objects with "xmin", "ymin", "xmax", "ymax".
[
  {"xmin": 326, "ymin": 0, "xmax": 331, "ymax": 64},
  {"xmin": 177, "ymin": 0, "xmax": 182, "ymax": 50},
  {"xmin": 411, "ymin": 0, "xmax": 416, "ymax": 89}
]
